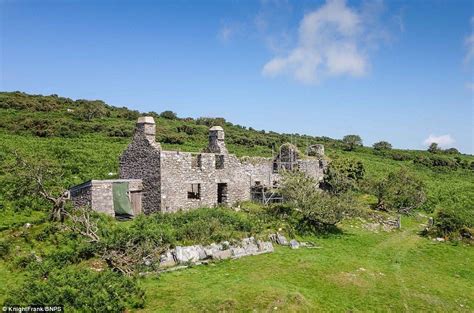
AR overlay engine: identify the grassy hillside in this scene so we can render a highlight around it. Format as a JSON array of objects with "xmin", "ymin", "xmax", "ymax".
[{"xmin": 0, "ymin": 91, "xmax": 473, "ymax": 311}]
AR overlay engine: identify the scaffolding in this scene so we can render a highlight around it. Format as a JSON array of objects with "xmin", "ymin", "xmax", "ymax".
[{"xmin": 250, "ymin": 185, "xmax": 283, "ymax": 205}]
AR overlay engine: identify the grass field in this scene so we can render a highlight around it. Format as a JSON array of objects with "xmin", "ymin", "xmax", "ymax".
[
  {"xmin": 138, "ymin": 216, "xmax": 473, "ymax": 312},
  {"xmin": 0, "ymin": 92, "xmax": 473, "ymax": 311}
]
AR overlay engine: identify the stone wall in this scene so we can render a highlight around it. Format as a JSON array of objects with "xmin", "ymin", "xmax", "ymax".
[
  {"xmin": 117, "ymin": 116, "xmax": 326, "ymax": 214},
  {"xmin": 160, "ymin": 151, "xmax": 252, "ymax": 212},
  {"xmin": 70, "ymin": 180, "xmax": 143, "ymax": 216},
  {"xmin": 297, "ymin": 159, "xmax": 325, "ymax": 182},
  {"xmin": 119, "ymin": 118, "xmax": 162, "ymax": 214}
]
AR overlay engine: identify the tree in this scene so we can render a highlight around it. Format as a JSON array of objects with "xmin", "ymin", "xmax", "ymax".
[
  {"xmin": 279, "ymin": 171, "xmax": 356, "ymax": 229},
  {"xmin": 428, "ymin": 142, "xmax": 440, "ymax": 154},
  {"xmin": 373, "ymin": 141, "xmax": 392, "ymax": 151},
  {"xmin": 373, "ymin": 168, "xmax": 426, "ymax": 214},
  {"xmin": 342, "ymin": 135, "xmax": 363, "ymax": 151},
  {"xmin": 321, "ymin": 158, "xmax": 365, "ymax": 195},
  {"xmin": 13, "ymin": 152, "xmax": 68, "ymax": 222},
  {"xmin": 75, "ymin": 100, "xmax": 108, "ymax": 121},
  {"xmin": 159, "ymin": 110, "xmax": 178, "ymax": 120}
]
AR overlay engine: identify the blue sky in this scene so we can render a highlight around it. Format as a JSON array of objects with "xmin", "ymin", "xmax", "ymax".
[{"xmin": 1, "ymin": 0, "xmax": 473, "ymax": 153}]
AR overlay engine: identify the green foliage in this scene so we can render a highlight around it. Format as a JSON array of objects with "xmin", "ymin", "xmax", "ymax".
[
  {"xmin": 159, "ymin": 110, "xmax": 178, "ymax": 120},
  {"xmin": 196, "ymin": 117, "xmax": 227, "ymax": 127},
  {"xmin": 373, "ymin": 168, "xmax": 426, "ymax": 213},
  {"xmin": 432, "ymin": 195, "xmax": 474, "ymax": 239},
  {"xmin": 322, "ymin": 157, "xmax": 365, "ymax": 195},
  {"xmin": 4, "ymin": 267, "xmax": 145, "ymax": 311},
  {"xmin": 373, "ymin": 141, "xmax": 392, "ymax": 151},
  {"xmin": 74, "ymin": 100, "xmax": 108, "ymax": 121},
  {"xmin": 127, "ymin": 207, "xmax": 259, "ymax": 246},
  {"xmin": 342, "ymin": 134, "xmax": 363, "ymax": 151},
  {"xmin": 428, "ymin": 142, "xmax": 440, "ymax": 153},
  {"xmin": 279, "ymin": 171, "xmax": 359, "ymax": 231},
  {"xmin": 444, "ymin": 147, "xmax": 460, "ymax": 154}
]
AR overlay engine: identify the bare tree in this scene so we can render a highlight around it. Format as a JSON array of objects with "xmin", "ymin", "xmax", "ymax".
[{"xmin": 14, "ymin": 151, "xmax": 68, "ymax": 222}]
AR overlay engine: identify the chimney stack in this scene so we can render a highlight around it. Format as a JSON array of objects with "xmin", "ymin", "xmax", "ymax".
[
  {"xmin": 207, "ymin": 126, "xmax": 227, "ymax": 154},
  {"xmin": 136, "ymin": 116, "xmax": 156, "ymax": 142}
]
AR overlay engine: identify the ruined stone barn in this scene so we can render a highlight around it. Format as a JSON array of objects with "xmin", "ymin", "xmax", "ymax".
[{"xmin": 70, "ymin": 116, "xmax": 326, "ymax": 216}]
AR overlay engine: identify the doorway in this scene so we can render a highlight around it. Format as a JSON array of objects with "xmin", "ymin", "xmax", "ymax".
[{"xmin": 217, "ymin": 183, "xmax": 228, "ymax": 204}]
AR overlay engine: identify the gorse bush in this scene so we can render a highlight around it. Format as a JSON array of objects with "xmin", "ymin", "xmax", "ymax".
[
  {"xmin": 4, "ymin": 267, "xmax": 145, "ymax": 311},
  {"xmin": 373, "ymin": 141, "xmax": 392, "ymax": 151},
  {"xmin": 432, "ymin": 196, "xmax": 474, "ymax": 239}
]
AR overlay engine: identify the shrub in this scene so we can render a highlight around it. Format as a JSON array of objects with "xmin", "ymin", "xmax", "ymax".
[
  {"xmin": 160, "ymin": 134, "xmax": 185, "ymax": 144},
  {"xmin": 433, "ymin": 198, "xmax": 474, "ymax": 239},
  {"xmin": 444, "ymin": 147, "xmax": 460, "ymax": 154},
  {"xmin": 279, "ymin": 171, "xmax": 358, "ymax": 231},
  {"xmin": 74, "ymin": 100, "xmax": 108, "ymax": 121},
  {"xmin": 321, "ymin": 158, "xmax": 365, "ymax": 195},
  {"xmin": 177, "ymin": 124, "xmax": 199, "ymax": 135},
  {"xmin": 196, "ymin": 117, "xmax": 226, "ymax": 127},
  {"xmin": 0, "ymin": 239, "xmax": 10, "ymax": 259},
  {"xmin": 373, "ymin": 168, "xmax": 426, "ymax": 213},
  {"xmin": 159, "ymin": 110, "xmax": 178, "ymax": 120},
  {"xmin": 342, "ymin": 135, "xmax": 363, "ymax": 151},
  {"xmin": 4, "ymin": 267, "xmax": 145, "ymax": 311},
  {"xmin": 428, "ymin": 142, "xmax": 440, "ymax": 153},
  {"xmin": 373, "ymin": 141, "xmax": 392, "ymax": 151}
]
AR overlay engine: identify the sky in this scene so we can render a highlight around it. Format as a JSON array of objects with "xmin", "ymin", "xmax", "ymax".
[{"xmin": 1, "ymin": 0, "xmax": 473, "ymax": 153}]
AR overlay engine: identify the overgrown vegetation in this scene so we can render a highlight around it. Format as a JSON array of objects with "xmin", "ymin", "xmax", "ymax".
[{"xmin": 0, "ymin": 91, "xmax": 473, "ymax": 310}]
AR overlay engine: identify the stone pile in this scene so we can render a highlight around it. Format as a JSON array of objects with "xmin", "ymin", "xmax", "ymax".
[{"xmin": 159, "ymin": 237, "xmax": 274, "ymax": 269}]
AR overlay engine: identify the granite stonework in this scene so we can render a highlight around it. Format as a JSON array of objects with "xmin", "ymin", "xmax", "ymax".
[
  {"xmin": 119, "ymin": 117, "xmax": 162, "ymax": 215},
  {"xmin": 71, "ymin": 116, "xmax": 326, "ymax": 215},
  {"xmin": 117, "ymin": 116, "xmax": 326, "ymax": 213}
]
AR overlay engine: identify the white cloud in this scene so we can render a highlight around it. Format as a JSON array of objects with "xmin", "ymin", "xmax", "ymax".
[
  {"xmin": 465, "ymin": 33, "xmax": 474, "ymax": 63},
  {"xmin": 262, "ymin": 0, "xmax": 387, "ymax": 84},
  {"xmin": 218, "ymin": 26, "xmax": 234, "ymax": 42},
  {"xmin": 423, "ymin": 134, "xmax": 456, "ymax": 148},
  {"xmin": 217, "ymin": 23, "xmax": 242, "ymax": 42}
]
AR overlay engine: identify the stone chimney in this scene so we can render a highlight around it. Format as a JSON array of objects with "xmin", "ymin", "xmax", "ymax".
[
  {"xmin": 307, "ymin": 144, "xmax": 325, "ymax": 158},
  {"xmin": 136, "ymin": 116, "xmax": 156, "ymax": 142},
  {"xmin": 207, "ymin": 126, "xmax": 227, "ymax": 154}
]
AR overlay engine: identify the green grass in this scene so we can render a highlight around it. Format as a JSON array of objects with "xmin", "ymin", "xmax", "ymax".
[
  {"xmin": 137, "ymin": 218, "xmax": 474, "ymax": 312},
  {"xmin": 0, "ymin": 92, "xmax": 473, "ymax": 311}
]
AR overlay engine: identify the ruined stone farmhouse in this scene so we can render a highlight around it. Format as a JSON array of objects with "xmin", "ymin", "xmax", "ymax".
[{"xmin": 70, "ymin": 116, "xmax": 326, "ymax": 217}]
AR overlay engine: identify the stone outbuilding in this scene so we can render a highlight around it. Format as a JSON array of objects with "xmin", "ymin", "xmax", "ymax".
[
  {"xmin": 71, "ymin": 116, "xmax": 326, "ymax": 216},
  {"xmin": 69, "ymin": 179, "xmax": 143, "ymax": 218}
]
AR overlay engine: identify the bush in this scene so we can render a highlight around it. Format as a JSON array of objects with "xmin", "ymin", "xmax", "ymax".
[
  {"xmin": 321, "ymin": 158, "xmax": 365, "ymax": 195},
  {"xmin": 373, "ymin": 168, "xmax": 426, "ymax": 213},
  {"xmin": 160, "ymin": 134, "xmax": 185, "ymax": 144},
  {"xmin": 428, "ymin": 142, "xmax": 440, "ymax": 154},
  {"xmin": 159, "ymin": 110, "xmax": 178, "ymax": 120},
  {"xmin": 279, "ymin": 171, "xmax": 358, "ymax": 231},
  {"xmin": 74, "ymin": 100, "xmax": 108, "ymax": 121},
  {"xmin": 4, "ymin": 267, "xmax": 145, "ymax": 311},
  {"xmin": 433, "ymin": 198, "xmax": 474, "ymax": 239},
  {"xmin": 196, "ymin": 117, "xmax": 226, "ymax": 127},
  {"xmin": 373, "ymin": 141, "xmax": 392, "ymax": 151}
]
